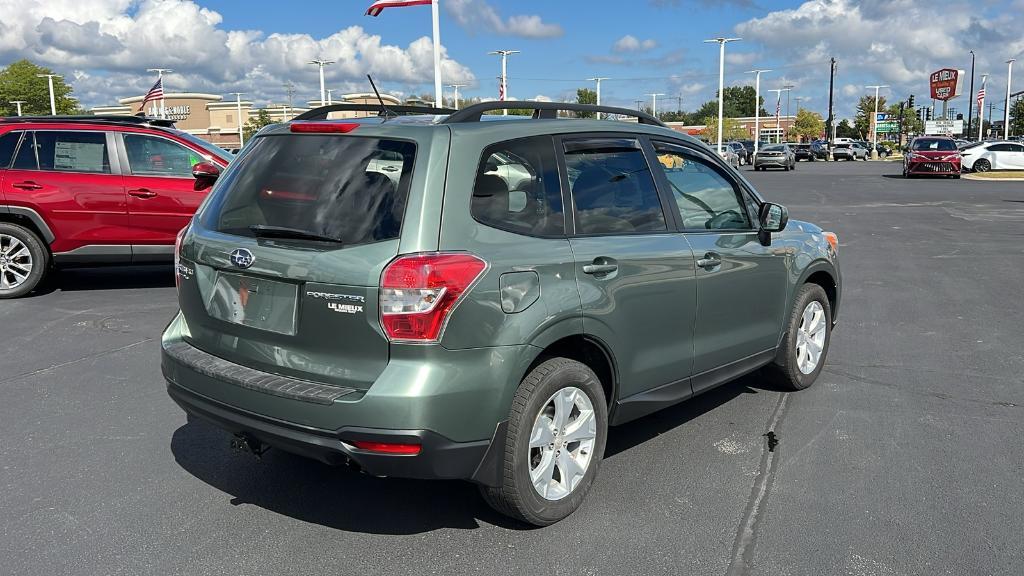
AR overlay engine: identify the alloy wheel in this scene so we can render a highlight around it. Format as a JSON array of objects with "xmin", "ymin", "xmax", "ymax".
[
  {"xmin": 0, "ymin": 234, "xmax": 33, "ymax": 290},
  {"xmin": 975, "ymin": 159, "xmax": 990, "ymax": 173},
  {"xmin": 528, "ymin": 386, "xmax": 597, "ymax": 501},
  {"xmin": 795, "ymin": 300, "xmax": 827, "ymax": 374}
]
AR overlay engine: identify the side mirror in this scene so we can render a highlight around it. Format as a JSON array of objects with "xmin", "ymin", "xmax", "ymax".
[
  {"xmin": 192, "ymin": 161, "xmax": 221, "ymax": 180},
  {"xmin": 759, "ymin": 202, "xmax": 788, "ymax": 233}
]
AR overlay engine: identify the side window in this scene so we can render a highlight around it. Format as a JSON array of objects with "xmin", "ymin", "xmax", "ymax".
[
  {"xmin": 124, "ymin": 134, "xmax": 201, "ymax": 177},
  {"xmin": 471, "ymin": 136, "xmax": 564, "ymax": 236},
  {"xmin": 0, "ymin": 131, "xmax": 23, "ymax": 169},
  {"xmin": 17, "ymin": 131, "xmax": 110, "ymax": 173},
  {"xmin": 653, "ymin": 144, "xmax": 752, "ymax": 231},
  {"xmin": 563, "ymin": 138, "xmax": 666, "ymax": 235}
]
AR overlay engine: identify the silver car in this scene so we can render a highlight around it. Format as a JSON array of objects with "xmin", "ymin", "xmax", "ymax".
[
  {"xmin": 754, "ymin": 144, "xmax": 796, "ymax": 171},
  {"xmin": 833, "ymin": 143, "xmax": 868, "ymax": 161}
]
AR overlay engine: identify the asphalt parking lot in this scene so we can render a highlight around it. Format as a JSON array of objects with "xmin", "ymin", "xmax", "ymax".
[{"xmin": 2, "ymin": 159, "xmax": 1022, "ymax": 576}]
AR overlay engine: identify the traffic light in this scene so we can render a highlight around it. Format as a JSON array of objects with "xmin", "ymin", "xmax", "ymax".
[
  {"xmin": 956, "ymin": 113, "xmax": 963, "ymax": 121},
  {"xmin": 926, "ymin": 108, "xmax": 932, "ymax": 121},
  {"xmin": 908, "ymin": 94, "xmax": 915, "ymax": 109}
]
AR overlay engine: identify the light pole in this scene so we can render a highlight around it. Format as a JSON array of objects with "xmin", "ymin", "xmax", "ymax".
[
  {"xmin": 647, "ymin": 93, "xmax": 665, "ymax": 117},
  {"xmin": 767, "ymin": 88, "xmax": 789, "ymax": 143},
  {"xmin": 309, "ymin": 59, "xmax": 335, "ymax": 106},
  {"xmin": 1005, "ymin": 59, "xmax": 1016, "ymax": 139},
  {"xmin": 978, "ymin": 74, "xmax": 988, "ymax": 140},
  {"xmin": 230, "ymin": 92, "xmax": 245, "ymax": 148},
  {"xmin": 745, "ymin": 69, "xmax": 771, "ymax": 153},
  {"xmin": 326, "ymin": 89, "xmax": 334, "ymax": 105},
  {"xmin": 866, "ymin": 84, "xmax": 889, "ymax": 159},
  {"xmin": 448, "ymin": 83, "xmax": 466, "ymax": 109},
  {"xmin": 783, "ymin": 83, "xmax": 794, "ymax": 122},
  {"xmin": 283, "ymin": 82, "xmax": 295, "ymax": 119},
  {"xmin": 146, "ymin": 68, "xmax": 172, "ymax": 118},
  {"xmin": 967, "ymin": 50, "xmax": 976, "ymax": 138},
  {"xmin": 704, "ymin": 37, "xmax": 741, "ymax": 153},
  {"xmin": 489, "ymin": 50, "xmax": 520, "ymax": 115},
  {"xmin": 588, "ymin": 77, "xmax": 609, "ymax": 118},
  {"xmin": 35, "ymin": 74, "xmax": 61, "ymax": 115},
  {"xmin": 9, "ymin": 101, "xmax": 26, "ymax": 116}
]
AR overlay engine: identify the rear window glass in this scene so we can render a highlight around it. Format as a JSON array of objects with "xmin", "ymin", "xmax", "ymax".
[
  {"xmin": 206, "ymin": 135, "xmax": 415, "ymax": 245},
  {"xmin": 912, "ymin": 139, "xmax": 957, "ymax": 151}
]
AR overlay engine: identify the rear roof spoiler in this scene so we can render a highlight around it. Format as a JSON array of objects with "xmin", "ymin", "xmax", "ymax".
[
  {"xmin": 0, "ymin": 115, "xmax": 176, "ymax": 128},
  {"xmin": 294, "ymin": 103, "xmax": 456, "ymax": 121}
]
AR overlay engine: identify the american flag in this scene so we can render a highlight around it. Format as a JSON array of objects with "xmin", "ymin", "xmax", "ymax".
[
  {"xmin": 775, "ymin": 94, "xmax": 781, "ymax": 118},
  {"xmin": 977, "ymin": 86, "xmax": 986, "ymax": 114},
  {"xmin": 498, "ymin": 77, "xmax": 505, "ymax": 101},
  {"xmin": 140, "ymin": 77, "xmax": 164, "ymax": 112},
  {"xmin": 366, "ymin": 0, "xmax": 432, "ymax": 16}
]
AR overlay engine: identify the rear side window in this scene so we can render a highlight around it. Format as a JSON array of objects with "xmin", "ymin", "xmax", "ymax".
[
  {"xmin": 11, "ymin": 131, "xmax": 110, "ymax": 173},
  {"xmin": 207, "ymin": 135, "xmax": 415, "ymax": 246},
  {"xmin": 471, "ymin": 136, "xmax": 564, "ymax": 236},
  {"xmin": 124, "ymin": 134, "xmax": 203, "ymax": 177},
  {"xmin": 564, "ymin": 138, "xmax": 666, "ymax": 235},
  {"xmin": 0, "ymin": 131, "xmax": 22, "ymax": 168}
]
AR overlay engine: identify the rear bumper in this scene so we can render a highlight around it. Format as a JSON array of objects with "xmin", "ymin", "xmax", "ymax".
[{"xmin": 754, "ymin": 157, "xmax": 788, "ymax": 167}]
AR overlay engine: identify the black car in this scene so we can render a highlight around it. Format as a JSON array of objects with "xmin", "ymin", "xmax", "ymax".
[
  {"xmin": 810, "ymin": 141, "xmax": 829, "ymax": 160},
  {"xmin": 793, "ymin": 143, "xmax": 817, "ymax": 162},
  {"xmin": 726, "ymin": 141, "xmax": 751, "ymax": 165}
]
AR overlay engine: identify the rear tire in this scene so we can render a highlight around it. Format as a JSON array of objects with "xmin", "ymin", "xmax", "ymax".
[
  {"xmin": 479, "ymin": 358, "xmax": 608, "ymax": 526},
  {"xmin": 0, "ymin": 222, "xmax": 49, "ymax": 299},
  {"xmin": 765, "ymin": 284, "xmax": 832, "ymax": 391},
  {"xmin": 974, "ymin": 159, "xmax": 991, "ymax": 173}
]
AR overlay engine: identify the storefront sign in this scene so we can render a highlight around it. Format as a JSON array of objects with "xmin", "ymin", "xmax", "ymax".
[
  {"xmin": 925, "ymin": 119, "xmax": 964, "ymax": 135},
  {"xmin": 929, "ymin": 69, "xmax": 964, "ymax": 101},
  {"xmin": 164, "ymin": 105, "xmax": 191, "ymax": 121}
]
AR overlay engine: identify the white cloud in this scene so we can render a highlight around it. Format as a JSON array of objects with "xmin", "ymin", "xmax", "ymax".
[
  {"xmin": 0, "ymin": 0, "xmax": 476, "ymax": 107},
  {"xmin": 613, "ymin": 35, "xmax": 658, "ymax": 53},
  {"xmin": 444, "ymin": 0, "xmax": 562, "ymax": 38}
]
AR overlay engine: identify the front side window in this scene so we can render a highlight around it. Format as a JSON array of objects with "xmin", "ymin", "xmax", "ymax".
[
  {"xmin": 564, "ymin": 138, "xmax": 666, "ymax": 235},
  {"xmin": 653, "ymin": 144, "xmax": 752, "ymax": 231},
  {"xmin": 12, "ymin": 131, "xmax": 110, "ymax": 173},
  {"xmin": 124, "ymin": 134, "xmax": 203, "ymax": 177},
  {"xmin": 471, "ymin": 136, "xmax": 564, "ymax": 236}
]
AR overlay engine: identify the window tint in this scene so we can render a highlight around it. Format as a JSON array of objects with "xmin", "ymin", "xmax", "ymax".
[
  {"xmin": 471, "ymin": 136, "xmax": 563, "ymax": 236},
  {"xmin": 912, "ymin": 138, "xmax": 957, "ymax": 151},
  {"xmin": 988, "ymin": 144, "xmax": 1012, "ymax": 152},
  {"xmin": 124, "ymin": 134, "xmax": 202, "ymax": 177},
  {"xmin": 0, "ymin": 131, "xmax": 22, "ymax": 169},
  {"xmin": 654, "ymin": 145, "xmax": 752, "ymax": 230},
  {"xmin": 12, "ymin": 131, "xmax": 110, "ymax": 173},
  {"xmin": 564, "ymin": 138, "xmax": 666, "ymax": 235}
]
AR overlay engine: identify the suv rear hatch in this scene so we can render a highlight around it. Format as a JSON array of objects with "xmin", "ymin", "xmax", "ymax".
[{"xmin": 176, "ymin": 123, "xmax": 443, "ymax": 391}]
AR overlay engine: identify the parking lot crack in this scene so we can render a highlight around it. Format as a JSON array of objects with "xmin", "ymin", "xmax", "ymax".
[
  {"xmin": 0, "ymin": 338, "xmax": 153, "ymax": 386},
  {"xmin": 725, "ymin": 392, "xmax": 790, "ymax": 576}
]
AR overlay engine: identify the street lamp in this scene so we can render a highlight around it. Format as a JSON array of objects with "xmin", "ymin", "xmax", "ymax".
[
  {"xmin": 704, "ymin": 37, "xmax": 742, "ymax": 154},
  {"xmin": 967, "ymin": 50, "xmax": 976, "ymax": 139},
  {"xmin": 230, "ymin": 92, "xmax": 245, "ymax": 148},
  {"xmin": 448, "ymin": 83, "xmax": 467, "ymax": 109},
  {"xmin": 767, "ymin": 87, "xmax": 790, "ymax": 143},
  {"xmin": 489, "ymin": 50, "xmax": 520, "ymax": 115},
  {"xmin": 1005, "ymin": 59, "xmax": 1016, "ymax": 139},
  {"xmin": 326, "ymin": 89, "xmax": 334, "ymax": 105},
  {"xmin": 309, "ymin": 59, "xmax": 335, "ymax": 106},
  {"xmin": 647, "ymin": 93, "xmax": 665, "ymax": 117},
  {"xmin": 783, "ymin": 83, "xmax": 795, "ymax": 140},
  {"xmin": 866, "ymin": 84, "xmax": 889, "ymax": 159},
  {"xmin": 35, "ymin": 74, "xmax": 61, "ymax": 115},
  {"xmin": 588, "ymin": 77, "xmax": 609, "ymax": 118},
  {"xmin": 9, "ymin": 101, "xmax": 26, "ymax": 116},
  {"xmin": 745, "ymin": 69, "xmax": 771, "ymax": 153}
]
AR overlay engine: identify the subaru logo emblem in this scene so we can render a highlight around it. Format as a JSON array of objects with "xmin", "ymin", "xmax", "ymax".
[{"xmin": 229, "ymin": 248, "xmax": 254, "ymax": 269}]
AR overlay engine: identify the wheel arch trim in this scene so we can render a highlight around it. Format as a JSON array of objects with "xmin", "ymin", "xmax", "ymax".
[{"xmin": 1, "ymin": 205, "xmax": 56, "ymax": 244}]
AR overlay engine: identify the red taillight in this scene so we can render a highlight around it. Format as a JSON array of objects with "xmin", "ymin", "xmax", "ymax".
[
  {"xmin": 289, "ymin": 122, "xmax": 359, "ymax": 133},
  {"xmin": 350, "ymin": 441, "xmax": 421, "ymax": 455},
  {"xmin": 379, "ymin": 253, "xmax": 487, "ymax": 342}
]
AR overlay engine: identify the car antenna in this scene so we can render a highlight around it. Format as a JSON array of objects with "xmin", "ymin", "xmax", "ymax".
[{"xmin": 367, "ymin": 75, "xmax": 397, "ymax": 119}]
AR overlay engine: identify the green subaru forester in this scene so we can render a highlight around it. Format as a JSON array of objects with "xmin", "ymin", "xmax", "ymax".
[{"xmin": 162, "ymin": 101, "xmax": 841, "ymax": 526}]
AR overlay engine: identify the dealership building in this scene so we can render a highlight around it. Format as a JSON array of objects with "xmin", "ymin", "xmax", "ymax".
[
  {"xmin": 665, "ymin": 115, "xmax": 797, "ymax": 142},
  {"xmin": 91, "ymin": 91, "xmax": 404, "ymax": 148}
]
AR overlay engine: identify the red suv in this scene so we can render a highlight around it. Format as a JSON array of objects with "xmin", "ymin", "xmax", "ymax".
[
  {"xmin": 903, "ymin": 136, "xmax": 962, "ymax": 178},
  {"xmin": 0, "ymin": 116, "xmax": 231, "ymax": 298}
]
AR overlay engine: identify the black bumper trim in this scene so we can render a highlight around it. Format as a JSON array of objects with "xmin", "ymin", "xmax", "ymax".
[{"xmin": 164, "ymin": 341, "xmax": 356, "ymax": 405}]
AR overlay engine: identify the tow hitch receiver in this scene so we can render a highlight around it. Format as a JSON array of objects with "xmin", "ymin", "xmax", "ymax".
[{"xmin": 231, "ymin": 433, "xmax": 269, "ymax": 459}]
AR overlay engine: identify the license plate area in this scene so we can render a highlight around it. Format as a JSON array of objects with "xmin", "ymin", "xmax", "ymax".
[{"xmin": 206, "ymin": 271, "xmax": 298, "ymax": 335}]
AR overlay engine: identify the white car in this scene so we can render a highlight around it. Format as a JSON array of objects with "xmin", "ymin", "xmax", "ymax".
[{"xmin": 960, "ymin": 141, "xmax": 1024, "ymax": 172}]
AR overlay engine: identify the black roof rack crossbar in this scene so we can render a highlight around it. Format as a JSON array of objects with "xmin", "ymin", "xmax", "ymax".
[
  {"xmin": 440, "ymin": 101, "xmax": 667, "ymax": 127},
  {"xmin": 294, "ymin": 103, "xmax": 456, "ymax": 121},
  {"xmin": 0, "ymin": 115, "xmax": 177, "ymax": 128}
]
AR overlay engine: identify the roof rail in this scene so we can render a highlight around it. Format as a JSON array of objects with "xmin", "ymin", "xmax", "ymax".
[
  {"xmin": 294, "ymin": 103, "xmax": 456, "ymax": 121},
  {"xmin": 0, "ymin": 115, "xmax": 177, "ymax": 128},
  {"xmin": 441, "ymin": 101, "xmax": 667, "ymax": 127}
]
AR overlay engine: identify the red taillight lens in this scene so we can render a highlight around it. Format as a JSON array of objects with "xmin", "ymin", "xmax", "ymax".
[
  {"xmin": 289, "ymin": 122, "xmax": 359, "ymax": 133},
  {"xmin": 350, "ymin": 441, "xmax": 421, "ymax": 455},
  {"xmin": 379, "ymin": 253, "xmax": 487, "ymax": 342}
]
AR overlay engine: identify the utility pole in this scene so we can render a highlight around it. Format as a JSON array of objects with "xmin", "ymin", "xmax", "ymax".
[
  {"xmin": 309, "ymin": 59, "xmax": 335, "ymax": 106},
  {"xmin": 489, "ymin": 49, "xmax": 520, "ymax": 115},
  {"xmin": 745, "ymin": 69, "xmax": 771, "ymax": 153},
  {"xmin": 826, "ymin": 58, "xmax": 836, "ymax": 159},
  {"xmin": 9, "ymin": 101, "xmax": 26, "ymax": 116},
  {"xmin": 647, "ymin": 93, "xmax": 665, "ymax": 117},
  {"xmin": 35, "ymin": 74, "xmax": 61, "ymax": 115},
  {"xmin": 448, "ymin": 83, "xmax": 466, "ymax": 109},
  {"xmin": 1005, "ymin": 59, "xmax": 1016, "ymax": 139},
  {"xmin": 146, "ymin": 68, "xmax": 172, "ymax": 118},
  {"xmin": 634, "ymin": 99, "xmax": 644, "ymax": 112},
  {"xmin": 587, "ymin": 77, "xmax": 609, "ymax": 118},
  {"xmin": 230, "ymin": 92, "xmax": 245, "ymax": 148},
  {"xmin": 967, "ymin": 50, "xmax": 976, "ymax": 139},
  {"xmin": 283, "ymin": 82, "xmax": 295, "ymax": 119},
  {"xmin": 704, "ymin": 37, "xmax": 742, "ymax": 154},
  {"xmin": 866, "ymin": 84, "xmax": 888, "ymax": 159}
]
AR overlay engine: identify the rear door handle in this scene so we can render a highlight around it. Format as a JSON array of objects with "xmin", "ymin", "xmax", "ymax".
[
  {"xmin": 128, "ymin": 188, "xmax": 158, "ymax": 199},
  {"xmin": 12, "ymin": 181, "xmax": 42, "ymax": 190},
  {"xmin": 583, "ymin": 263, "xmax": 618, "ymax": 275},
  {"xmin": 696, "ymin": 252, "xmax": 722, "ymax": 270}
]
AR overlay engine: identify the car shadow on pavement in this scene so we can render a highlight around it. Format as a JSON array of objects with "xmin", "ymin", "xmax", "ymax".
[{"xmin": 34, "ymin": 265, "xmax": 175, "ymax": 295}]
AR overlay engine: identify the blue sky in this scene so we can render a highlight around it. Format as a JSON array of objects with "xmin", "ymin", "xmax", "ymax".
[{"xmin": 2, "ymin": 0, "xmax": 1022, "ymax": 120}]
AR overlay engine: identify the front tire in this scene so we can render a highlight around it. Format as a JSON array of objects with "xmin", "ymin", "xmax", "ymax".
[
  {"xmin": 766, "ymin": 284, "xmax": 832, "ymax": 391},
  {"xmin": 974, "ymin": 159, "xmax": 991, "ymax": 173},
  {"xmin": 0, "ymin": 223, "xmax": 49, "ymax": 299},
  {"xmin": 479, "ymin": 358, "xmax": 608, "ymax": 526}
]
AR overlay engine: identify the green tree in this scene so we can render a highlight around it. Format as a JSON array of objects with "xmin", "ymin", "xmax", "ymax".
[
  {"xmin": 854, "ymin": 95, "xmax": 886, "ymax": 138},
  {"xmin": 576, "ymin": 88, "xmax": 596, "ymax": 118},
  {"xmin": 835, "ymin": 118, "xmax": 858, "ymax": 139},
  {"xmin": 1010, "ymin": 98, "xmax": 1024, "ymax": 137},
  {"xmin": 720, "ymin": 85, "xmax": 767, "ymax": 117},
  {"xmin": 885, "ymin": 102, "xmax": 923, "ymax": 143},
  {"xmin": 789, "ymin": 109, "xmax": 825, "ymax": 141},
  {"xmin": 0, "ymin": 59, "xmax": 78, "ymax": 116},
  {"xmin": 242, "ymin": 109, "xmax": 274, "ymax": 140},
  {"xmin": 701, "ymin": 115, "xmax": 747, "ymax": 141}
]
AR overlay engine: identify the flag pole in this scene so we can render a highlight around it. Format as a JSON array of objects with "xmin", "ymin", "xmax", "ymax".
[{"xmin": 431, "ymin": 0, "xmax": 442, "ymax": 106}]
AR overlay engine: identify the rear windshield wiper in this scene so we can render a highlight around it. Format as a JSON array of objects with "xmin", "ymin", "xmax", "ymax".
[{"xmin": 248, "ymin": 225, "xmax": 344, "ymax": 244}]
